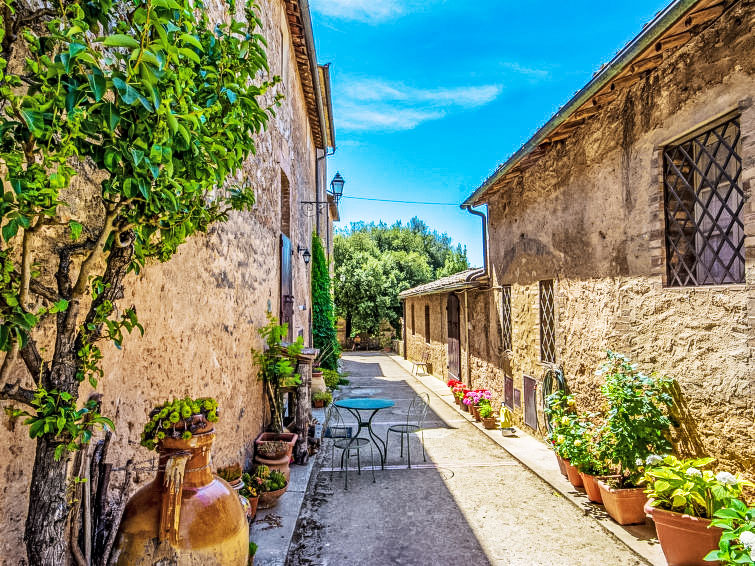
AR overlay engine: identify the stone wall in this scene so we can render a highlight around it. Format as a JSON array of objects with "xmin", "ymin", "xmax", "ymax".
[
  {"xmin": 0, "ymin": 0, "xmax": 326, "ymax": 561},
  {"xmin": 406, "ymin": 3, "xmax": 755, "ymax": 476}
]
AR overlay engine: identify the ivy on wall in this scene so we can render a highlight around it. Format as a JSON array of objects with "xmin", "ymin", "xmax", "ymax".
[{"xmin": 311, "ymin": 233, "xmax": 339, "ymax": 370}]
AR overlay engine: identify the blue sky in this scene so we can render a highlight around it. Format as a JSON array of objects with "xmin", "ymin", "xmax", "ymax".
[{"xmin": 310, "ymin": 0, "xmax": 670, "ymax": 266}]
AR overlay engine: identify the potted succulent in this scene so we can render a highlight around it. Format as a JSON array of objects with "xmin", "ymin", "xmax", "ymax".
[
  {"xmin": 253, "ymin": 314, "xmax": 302, "ymax": 442},
  {"xmin": 255, "ymin": 465, "xmax": 289, "ymax": 509},
  {"xmin": 218, "ymin": 464, "xmax": 251, "ymax": 519},
  {"xmin": 479, "ymin": 403, "xmax": 498, "ymax": 429},
  {"xmin": 312, "ymin": 391, "xmax": 332, "ymax": 408},
  {"xmin": 703, "ymin": 499, "xmax": 755, "ymax": 566},
  {"xmin": 595, "ymin": 351, "xmax": 673, "ymax": 525},
  {"xmin": 643, "ymin": 456, "xmax": 753, "ymax": 566}
]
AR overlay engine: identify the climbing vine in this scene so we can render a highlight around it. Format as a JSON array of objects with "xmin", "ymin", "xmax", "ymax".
[{"xmin": 0, "ymin": 0, "xmax": 279, "ymax": 561}]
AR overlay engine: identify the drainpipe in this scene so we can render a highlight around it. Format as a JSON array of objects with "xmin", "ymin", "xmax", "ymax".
[
  {"xmin": 462, "ymin": 204, "xmax": 487, "ymax": 277},
  {"xmin": 464, "ymin": 290, "xmax": 470, "ymax": 387}
]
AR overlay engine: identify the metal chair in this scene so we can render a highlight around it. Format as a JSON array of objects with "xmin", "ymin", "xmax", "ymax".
[
  {"xmin": 322, "ymin": 404, "xmax": 375, "ymax": 489},
  {"xmin": 385, "ymin": 392, "xmax": 430, "ymax": 468},
  {"xmin": 411, "ymin": 349, "xmax": 431, "ymax": 375}
]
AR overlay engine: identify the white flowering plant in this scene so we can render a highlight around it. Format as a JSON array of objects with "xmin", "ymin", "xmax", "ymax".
[
  {"xmin": 643, "ymin": 455, "xmax": 753, "ymax": 518},
  {"xmin": 703, "ymin": 498, "xmax": 755, "ymax": 565}
]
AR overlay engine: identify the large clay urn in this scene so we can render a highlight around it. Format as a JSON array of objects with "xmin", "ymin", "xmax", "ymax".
[{"xmin": 112, "ymin": 427, "xmax": 248, "ymax": 565}]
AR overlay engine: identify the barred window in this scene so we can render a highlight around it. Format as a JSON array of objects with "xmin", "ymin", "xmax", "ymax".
[
  {"xmin": 663, "ymin": 116, "xmax": 744, "ymax": 286},
  {"xmin": 501, "ymin": 285, "xmax": 512, "ymax": 351},
  {"xmin": 539, "ymin": 280, "xmax": 555, "ymax": 364}
]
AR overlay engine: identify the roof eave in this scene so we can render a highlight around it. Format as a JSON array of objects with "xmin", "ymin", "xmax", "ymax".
[{"xmin": 462, "ymin": 0, "xmax": 701, "ymax": 206}]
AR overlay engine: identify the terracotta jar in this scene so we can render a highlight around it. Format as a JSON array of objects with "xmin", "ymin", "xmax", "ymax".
[
  {"xmin": 113, "ymin": 429, "xmax": 248, "ymax": 565},
  {"xmin": 311, "ymin": 369, "xmax": 327, "ymax": 394},
  {"xmin": 597, "ymin": 479, "xmax": 648, "ymax": 525},
  {"xmin": 644, "ymin": 500, "xmax": 723, "ymax": 566}
]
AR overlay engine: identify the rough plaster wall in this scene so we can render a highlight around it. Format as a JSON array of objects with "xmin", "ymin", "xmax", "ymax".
[
  {"xmin": 405, "ymin": 295, "xmax": 449, "ymax": 380},
  {"xmin": 0, "ymin": 0, "xmax": 321, "ymax": 560},
  {"xmin": 481, "ymin": 4, "xmax": 755, "ymax": 474}
]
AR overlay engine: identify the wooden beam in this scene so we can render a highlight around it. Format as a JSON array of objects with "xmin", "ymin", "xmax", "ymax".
[
  {"xmin": 630, "ymin": 53, "xmax": 663, "ymax": 74},
  {"xmin": 654, "ymin": 30, "xmax": 694, "ymax": 52},
  {"xmin": 683, "ymin": 3, "xmax": 725, "ymax": 28}
]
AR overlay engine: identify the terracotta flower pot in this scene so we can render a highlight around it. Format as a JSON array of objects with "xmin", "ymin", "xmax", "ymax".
[
  {"xmin": 258, "ymin": 484, "xmax": 288, "ymax": 509},
  {"xmin": 247, "ymin": 495, "xmax": 259, "ymax": 522},
  {"xmin": 563, "ymin": 459, "xmax": 584, "ymax": 488},
  {"xmin": 644, "ymin": 501, "xmax": 723, "ymax": 566},
  {"xmin": 597, "ymin": 480, "xmax": 648, "ymax": 525},
  {"xmin": 580, "ymin": 473, "xmax": 614, "ymax": 504},
  {"xmin": 471, "ymin": 405, "xmax": 481, "ymax": 421},
  {"xmin": 255, "ymin": 432, "xmax": 298, "ymax": 460},
  {"xmin": 555, "ymin": 453, "xmax": 568, "ymax": 477},
  {"xmin": 313, "ymin": 399, "xmax": 325, "ymax": 408},
  {"xmin": 482, "ymin": 416, "xmax": 498, "ymax": 429}
]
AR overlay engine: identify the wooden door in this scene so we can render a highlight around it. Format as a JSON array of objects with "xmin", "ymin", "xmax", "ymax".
[
  {"xmin": 280, "ymin": 234, "xmax": 294, "ymax": 340},
  {"xmin": 447, "ymin": 294, "xmax": 460, "ymax": 379}
]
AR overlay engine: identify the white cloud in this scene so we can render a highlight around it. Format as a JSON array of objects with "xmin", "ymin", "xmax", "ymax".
[
  {"xmin": 311, "ymin": 0, "xmax": 405, "ymax": 22},
  {"xmin": 336, "ymin": 78, "xmax": 502, "ymax": 132}
]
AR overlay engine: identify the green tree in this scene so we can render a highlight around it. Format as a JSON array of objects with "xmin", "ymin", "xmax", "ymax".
[
  {"xmin": 333, "ymin": 219, "xmax": 469, "ymax": 338},
  {"xmin": 311, "ymin": 233, "xmax": 339, "ymax": 370},
  {"xmin": 0, "ymin": 0, "xmax": 278, "ymax": 561}
]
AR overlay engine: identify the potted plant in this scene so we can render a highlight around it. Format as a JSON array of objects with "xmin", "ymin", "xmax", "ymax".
[
  {"xmin": 218, "ymin": 464, "xmax": 251, "ymax": 519},
  {"xmin": 643, "ymin": 456, "xmax": 753, "ymax": 566},
  {"xmin": 703, "ymin": 499, "xmax": 755, "ymax": 566},
  {"xmin": 240, "ymin": 472, "xmax": 262, "ymax": 521},
  {"xmin": 562, "ymin": 412, "xmax": 613, "ymax": 502},
  {"xmin": 452, "ymin": 383, "xmax": 466, "ymax": 407},
  {"xmin": 312, "ymin": 342, "xmax": 337, "ymax": 392},
  {"xmin": 595, "ymin": 351, "xmax": 673, "ymax": 525},
  {"xmin": 249, "ymin": 542, "xmax": 258, "ymax": 566},
  {"xmin": 544, "ymin": 390, "xmax": 576, "ymax": 478},
  {"xmin": 312, "ymin": 391, "xmax": 332, "ymax": 408},
  {"xmin": 253, "ymin": 313, "xmax": 303, "ymax": 436},
  {"xmin": 255, "ymin": 465, "xmax": 289, "ymax": 509},
  {"xmin": 479, "ymin": 403, "xmax": 498, "ymax": 429}
]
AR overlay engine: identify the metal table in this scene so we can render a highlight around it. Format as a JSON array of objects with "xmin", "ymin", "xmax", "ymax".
[{"xmin": 333, "ymin": 397, "xmax": 395, "ymax": 468}]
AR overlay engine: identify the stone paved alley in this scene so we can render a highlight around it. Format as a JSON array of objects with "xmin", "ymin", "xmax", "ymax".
[{"xmin": 287, "ymin": 353, "xmax": 646, "ymax": 566}]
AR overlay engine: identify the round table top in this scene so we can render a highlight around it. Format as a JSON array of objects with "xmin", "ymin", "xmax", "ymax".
[{"xmin": 334, "ymin": 397, "xmax": 395, "ymax": 410}]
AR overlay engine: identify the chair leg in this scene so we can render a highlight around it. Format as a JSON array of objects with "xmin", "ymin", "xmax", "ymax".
[
  {"xmin": 407, "ymin": 433, "xmax": 412, "ymax": 469},
  {"xmin": 369, "ymin": 442, "xmax": 376, "ymax": 483},
  {"xmin": 422, "ymin": 429, "xmax": 426, "ymax": 462},
  {"xmin": 385, "ymin": 430, "xmax": 390, "ymax": 464},
  {"xmin": 357, "ymin": 446, "xmax": 361, "ymax": 475},
  {"xmin": 400, "ymin": 432, "xmax": 404, "ymax": 458},
  {"xmin": 344, "ymin": 449, "xmax": 349, "ymax": 491},
  {"xmin": 330, "ymin": 442, "xmax": 335, "ymax": 483}
]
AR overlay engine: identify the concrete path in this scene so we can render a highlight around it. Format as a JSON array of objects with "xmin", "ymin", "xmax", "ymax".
[{"xmin": 287, "ymin": 353, "xmax": 647, "ymax": 566}]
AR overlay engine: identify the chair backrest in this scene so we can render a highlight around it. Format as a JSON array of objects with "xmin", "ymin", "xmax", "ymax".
[
  {"xmin": 323, "ymin": 405, "xmax": 352, "ymax": 439},
  {"xmin": 421, "ymin": 349, "xmax": 431, "ymax": 363},
  {"xmin": 406, "ymin": 392, "xmax": 430, "ymax": 427}
]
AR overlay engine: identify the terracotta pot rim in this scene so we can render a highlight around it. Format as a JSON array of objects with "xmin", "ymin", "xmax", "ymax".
[
  {"xmin": 644, "ymin": 500, "xmax": 719, "ymax": 525},
  {"xmin": 597, "ymin": 479, "xmax": 646, "ymax": 493}
]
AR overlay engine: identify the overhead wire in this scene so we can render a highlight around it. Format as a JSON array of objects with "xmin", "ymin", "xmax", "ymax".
[{"xmin": 340, "ymin": 196, "xmax": 461, "ymax": 206}]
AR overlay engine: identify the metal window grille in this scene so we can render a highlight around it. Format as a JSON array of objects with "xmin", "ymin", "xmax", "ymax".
[
  {"xmin": 504, "ymin": 375, "xmax": 514, "ymax": 409},
  {"xmin": 501, "ymin": 285, "xmax": 512, "ymax": 351},
  {"xmin": 523, "ymin": 375, "xmax": 538, "ymax": 431},
  {"xmin": 539, "ymin": 280, "xmax": 556, "ymax": 363},
  {"xmin": 663, "ymin": 116, "xmax": 744, "ymax": 286}
]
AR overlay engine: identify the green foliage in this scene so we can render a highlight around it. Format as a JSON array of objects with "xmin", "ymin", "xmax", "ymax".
[
  {"xmin": 334, "ymin": 218, "xmax": 469, "ymax": 335},
  {"xmin": 240, "ymin": 472, "xmax": 261, "ymax": 499},
  {"xmin": 544, "ymin": 390, "xmax": 576, "ymax": 458},
  {"xmin": 311, "ymin": 233, "xmax": 339, "ymax": 370},
  {"xmin": 478, "ymin": 402, "xmax": 494, "ymax": 419},
  {"xmin": 703, "ymin": 499, "xmax": 755, "ymax": 565},
  {"xmin": 5, "ymin": 388, "xmax": 114, "ymax": 460},
  {"xmin": 322, "ymin": 368, "xmax": 340, "ymax": 390},
  {"xmin": 312, "ymin": 390, "xmax": 332, "ymax": 405},
  {"xmin": 217, "ymin": 463, "xmax": 242, "ymax": 482},
  {"xmin": 0, "ymin": 0, "xmax": 278, "ymax": 443},
  {"xmin": 644, "ymin": 455, "xmax": 752, "ymax": 519},
  {"xmin": 139, "ymin": 396, "xmax": 218, "ymax": 451},
  {"xmin": 249, "ymin": 542, "xmax": 259, "ymax": 559},
  {"xmin": 253, "ymin": 313, "xmax": 302, "ymax": 432},
  {"xmin": 252, "ymin": 463, "xmax": 286, "ymax": 492},
  {"xmin": 597, "ymin": 351, "xmax": 674, "ymax": 487}
]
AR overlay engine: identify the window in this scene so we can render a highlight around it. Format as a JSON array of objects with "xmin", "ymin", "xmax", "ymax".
[
  {"xmin": 424, "ymin": 305, "xmax": 431, "ymax": 343},
  {"xmin": 663, "ymin": 116, "xmax": 744, "ymax": 286},
  {"xmin": 539, "ymin": 280, "xmax": 555, "ymax": 363},
  {"xmin": 411, "ymin": 304, "xmax": 415, "ymax": 336},
  {"xmin": 501, "ymin": 285, "xmax": 512, "ymax": 351},
  {"xmin": 280, "ymin": 171, "xmax": 290, "ymax": 238}
]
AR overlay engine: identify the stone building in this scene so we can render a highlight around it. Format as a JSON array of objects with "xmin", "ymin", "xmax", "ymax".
[
  {"xmin": 0, "ymin": 0, "xmax": 338, "ymax": 560},
  {"xmin": 402, "ymin": 0, "xmax": 754, "ymax": 476}
]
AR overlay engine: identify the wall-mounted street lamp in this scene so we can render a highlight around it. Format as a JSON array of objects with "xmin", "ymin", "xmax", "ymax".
[
  {"xmin": 329, "ymin": 172, "xmax": 345, "ymax": 205},
  {"xmin": 301, "ymin": 172, "xmax": 346, "ymax": 217},
  {"xmin": 297, "ymin": 245, "xmax": 311, "ymax": 264}
]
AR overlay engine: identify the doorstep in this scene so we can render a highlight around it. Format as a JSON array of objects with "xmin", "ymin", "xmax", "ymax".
[
  {"xmin": 250, "ymin": 407, "xmax": 323, "ymax": 565},
  {"xmin": 385, "ymin": 353, "xmax": 667, "ymax": 566}
]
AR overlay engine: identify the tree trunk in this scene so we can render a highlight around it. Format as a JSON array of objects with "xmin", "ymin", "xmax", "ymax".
[{"xmin": 25, "ymin": 437, "xmax": 70, "ymax": 565}]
